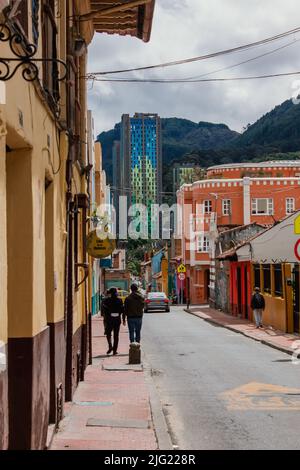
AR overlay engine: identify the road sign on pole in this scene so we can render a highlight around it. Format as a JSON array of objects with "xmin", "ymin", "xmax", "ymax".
[
  {"xmin": 177, "ymin": 264, "xmax": 186, "ymax": 274},
  {"xmin": 178, "ymin": 273, "xmax": 186, "ymax": 281},
  {"xmin": 294, "ymin": 239, "xmax": 300, "ymax": 261}
]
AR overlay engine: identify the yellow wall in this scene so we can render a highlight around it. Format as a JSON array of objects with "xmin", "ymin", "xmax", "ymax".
[
  {"xmin": 0, "ymin": 104, "xmax": 7, "ymax": 345},
  {"xmin": 255, "ymin": 263, "xmax": 292, "ymax": 333},
  {"xmin": 3, "ymin": 37, "xmax": 67, "ymax": 337},
  {"xmin": 262, "ymin": 295, "xmax": 287, "ymax": 332}
]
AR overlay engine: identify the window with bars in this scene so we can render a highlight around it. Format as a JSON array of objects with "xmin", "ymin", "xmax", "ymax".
[
  {"xmin": 252, "ymin": 198, "xmax": 274, "ymax": 215},
  {"xmin": 222, "ymin": 199, "xmax": 231, "ymax": 216},
  {"xmin": 204, "ymin": 200, "xmax": 212, "ymax": 214},
  {"xmin": 273, "ymin": 264, "xmax": 283, "ymax": 297},
  {"xmin": 253, "ymin": 264, "xmax": 261, "ymax": 289},
  {"xmin": 286, "ymin": 198, "xmax": 295, "ymax": 215},
  {"xmin": 197, "ymin": 235, "xmax": 210, "ymax": 253},
  {"xmin": 263, "ymin": 264, "xmax": 271, "ymax": 294}
]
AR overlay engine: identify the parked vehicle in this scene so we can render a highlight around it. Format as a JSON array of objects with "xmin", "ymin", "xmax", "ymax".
[{"xmin": 144, "ymin": 292, "xmax": 170, "ymax": 313}]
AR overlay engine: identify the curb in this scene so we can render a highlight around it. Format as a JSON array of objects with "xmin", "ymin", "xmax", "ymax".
[
  {"xmin": 142, "ymin": 355, "xmax": 173, "ymax": 451},
  {"xmin": 45, "ymin": 423, "xmax": 56, "ymax": 450},
  {"xmin": 185, "ymin": 308, "xmax": 293, "ymax": 356}
]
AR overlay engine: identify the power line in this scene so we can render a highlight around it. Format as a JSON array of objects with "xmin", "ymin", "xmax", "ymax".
[
  {"xmin": 87, "ymin": 38, "xmax": 299, "ymax": 83},
  {"xmin": 87, "ymin": 70, "xmax": 300, "ymax": 83},
  {"xmin": 87, "ymin": 25, "xmax": 300, "ymax": 76},
  {"xmin": 178, "ymin": 38, "xmax": 300, "ymax": 81}
]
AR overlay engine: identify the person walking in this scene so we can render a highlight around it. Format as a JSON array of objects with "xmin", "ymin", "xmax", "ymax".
[
  {"xmin": 251, "ymin": 287, "xmax": 265, "ymax": 328},
  {"xmin": 101, "ymin": 287, "xmax": 125, "ymax": 355},
  {"xmin": 124, "ymin": 284, "xmax": 145, "ymax": 344},
  {"xmin": 100, "ymin": 289, "xmax": 110, "ymax": 335}
]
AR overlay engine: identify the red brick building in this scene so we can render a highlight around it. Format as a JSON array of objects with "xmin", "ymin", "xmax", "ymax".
[{"xmin": 177, "ymin": 161, "xmax": 300, "ymax": 305}]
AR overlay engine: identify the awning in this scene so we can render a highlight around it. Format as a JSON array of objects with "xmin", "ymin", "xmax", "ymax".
[{"xmin": 85, "ymin": 0, "xmax": 156, "ymax": 42}]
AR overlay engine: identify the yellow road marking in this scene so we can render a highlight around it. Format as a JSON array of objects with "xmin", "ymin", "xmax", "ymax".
[{"xmin": 220, "ymin": 382, "xmax": 300, "ymax": 411}]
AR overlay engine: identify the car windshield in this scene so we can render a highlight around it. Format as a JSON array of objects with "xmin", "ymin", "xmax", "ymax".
[{"xmin": 148, "ymin": 293, "xmax": 166, "ymax": 299}]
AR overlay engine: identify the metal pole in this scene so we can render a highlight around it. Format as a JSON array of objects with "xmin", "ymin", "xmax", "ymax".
[{"xmin": 181, "ymin": 278, "xmax": 183, "ymax": 305}]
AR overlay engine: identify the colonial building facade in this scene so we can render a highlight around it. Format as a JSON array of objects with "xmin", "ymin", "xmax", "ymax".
[
  {"xmin": 177, "ymin": 161, "xmax": 300, "ymax": 306},
  {"xmin": 0, "ymin": 0, "xmax": 156, "ymax": 450}
]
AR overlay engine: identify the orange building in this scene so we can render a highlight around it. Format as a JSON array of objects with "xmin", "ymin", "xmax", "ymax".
[{"xmin": 177, "ymin": 161, "xmax": 300, "ymax": 305}]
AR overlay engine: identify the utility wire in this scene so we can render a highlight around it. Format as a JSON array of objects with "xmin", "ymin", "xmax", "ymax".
[
  {"xmin": 173, "ymin": 38, "xmax": 300, "ymax": 81},
  {"xmin": 86, "ymin": 38, "xmax": 299, "ymax": 83},
  {"xmin": 87, "ymin": 70, "xmax": 300, "ymax": 83},
  {"xmin": 87, "ymin": 26, "xmax": 300, "ymax": 76}
]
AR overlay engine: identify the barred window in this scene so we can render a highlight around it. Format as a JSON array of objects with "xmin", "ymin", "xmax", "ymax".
[
  {"xmin": 253, "ymin": 264, "xmax": 261, "ymax": 289},
  {"xmin": 263, "ymin": 264, "xmax": 271, "ymax": 294},
  {"xmin": 274, "ymin": 264, "xmax": 283, "ymax": 297}
]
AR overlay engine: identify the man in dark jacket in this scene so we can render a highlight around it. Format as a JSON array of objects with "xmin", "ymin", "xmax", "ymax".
[
  {"xmin": 124, "ymin": 284, "xmax": 145, "ymax": 343},
  {"xmin": 101, "ymin": 287, "xmax": 125, "ymax": 355},
  {"xmin": 251, "ymin": 287, "xmax": 265, "ymax": 328}
]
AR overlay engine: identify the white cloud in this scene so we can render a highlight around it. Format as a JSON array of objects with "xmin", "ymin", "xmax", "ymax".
[{"xmin": 87, "ymin": 0, "xmax": 300, "ymax": 135}]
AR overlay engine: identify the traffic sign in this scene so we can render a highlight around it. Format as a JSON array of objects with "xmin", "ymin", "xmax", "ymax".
[
  {"xmin": 177, "ymin": 263, "xmax": 186, "ymax": 274},
  {"xmin": 295, "ymin": 215, "xmax": 300, "ymax": 234},
  {"xmin": 178, "ymin": 273, "xmax": 186, "ymax": 281},
  {"xmin": 294, "ymin": 239, "xmax": 300, "ymax": 261}
]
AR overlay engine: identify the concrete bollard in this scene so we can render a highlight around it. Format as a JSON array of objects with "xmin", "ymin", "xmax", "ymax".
[{"xmin": 129, "ymin": 342, "xmax": 141, "ymax": 364}]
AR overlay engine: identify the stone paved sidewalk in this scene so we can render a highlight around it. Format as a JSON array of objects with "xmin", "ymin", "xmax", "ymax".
[
  {"xmin": 50, "ymin": 315, "xmax": 158, "ymax": 450},
  {"xmin": 186, "ymin": 306, "xmax": 299, "ymax": 355}
]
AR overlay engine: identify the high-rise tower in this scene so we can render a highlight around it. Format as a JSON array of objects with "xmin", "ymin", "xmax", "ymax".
[{"xmin": 120, "ymin": 113, "xmax": 162, "ymax": 211}]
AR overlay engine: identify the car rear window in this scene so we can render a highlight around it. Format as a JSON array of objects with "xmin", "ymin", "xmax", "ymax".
[{"xmin": 148, "ymin": 293, "xmax": 166, "ymax": 299}]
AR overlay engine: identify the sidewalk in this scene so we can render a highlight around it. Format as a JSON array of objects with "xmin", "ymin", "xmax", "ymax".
[
  {"xmin": 185, "ymin": 306, "xmax": 299, "ymax": 355},
  {"xmin": 50, "ymin": 315, "xmax": 170, "ymax": 450}
]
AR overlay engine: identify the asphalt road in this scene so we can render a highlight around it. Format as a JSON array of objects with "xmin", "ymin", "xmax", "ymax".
[{"xmin": 142, "ymin": 306, "xmax": 300, "ymax": 450}]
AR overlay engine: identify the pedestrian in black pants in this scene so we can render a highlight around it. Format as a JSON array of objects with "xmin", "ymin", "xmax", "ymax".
[
  {"xmin": 124, "ymin": 284, "xmax": 145, "ymax": 343},
  {"xmin": 101, "ymin": 287, "xmax": 125, "ymax": 355}
]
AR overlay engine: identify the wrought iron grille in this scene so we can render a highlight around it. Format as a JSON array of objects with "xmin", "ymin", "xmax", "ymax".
[{"xmin": 0, "ymin": 22, "xmax": 67, "ymax": 82}]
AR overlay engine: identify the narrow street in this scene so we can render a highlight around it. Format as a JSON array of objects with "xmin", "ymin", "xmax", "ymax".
[{"xmin": 143, "ymin": 307, "xmax": 300, "ymax": 450}]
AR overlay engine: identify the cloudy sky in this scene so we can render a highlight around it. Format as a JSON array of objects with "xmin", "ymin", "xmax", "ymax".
[{"xmin": 87, "ymin": 0, "xmax": 299, "ymax": 136}]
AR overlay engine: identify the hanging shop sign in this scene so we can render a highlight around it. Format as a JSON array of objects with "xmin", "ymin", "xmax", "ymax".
[{"xmin": 86, "ymin": 230, "xmax": 116, "ymax": 259}]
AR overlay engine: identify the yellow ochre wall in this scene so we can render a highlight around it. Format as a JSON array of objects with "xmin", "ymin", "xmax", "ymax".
[
  {"xmin": 3, "ymin": 39, "xmax": 67, "ymax": 338},
  {"xmin": 0, "ymin": 103, "xmax": 7, "ymax": 347},
  {"xmin": 255, "ymin": 263, "xmax": 293, "ymax": 333}
]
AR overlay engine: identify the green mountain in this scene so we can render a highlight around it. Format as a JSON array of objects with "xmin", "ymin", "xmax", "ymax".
[
  {"xmin": 234, "ymin": 99, "xmax": 300, "ymax": 150},
  {"xmin": 96, "ymin": 99, "xmax": 300, "ymax": 196},
  {"xmin": 97, "ymin": 118, "xmax": 238, "ymax": 182}
]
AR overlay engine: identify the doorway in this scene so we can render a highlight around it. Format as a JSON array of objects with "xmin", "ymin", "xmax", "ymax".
[{"xmin": 237, "ymin": 267, "xmax": 242, "ymax": 315}]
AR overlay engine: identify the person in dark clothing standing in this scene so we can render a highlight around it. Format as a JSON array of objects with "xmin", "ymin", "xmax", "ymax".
[
  {"xmin": 101, "ymin": 287, "xmax": 125, "ymax": 355},
  {"xmin": 251, "ymin": 287, "xmax": 265, "ymax": 328},
  {"xmin": 124, "ymin": 284, "xmax": 145, "ymax": 343}
]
